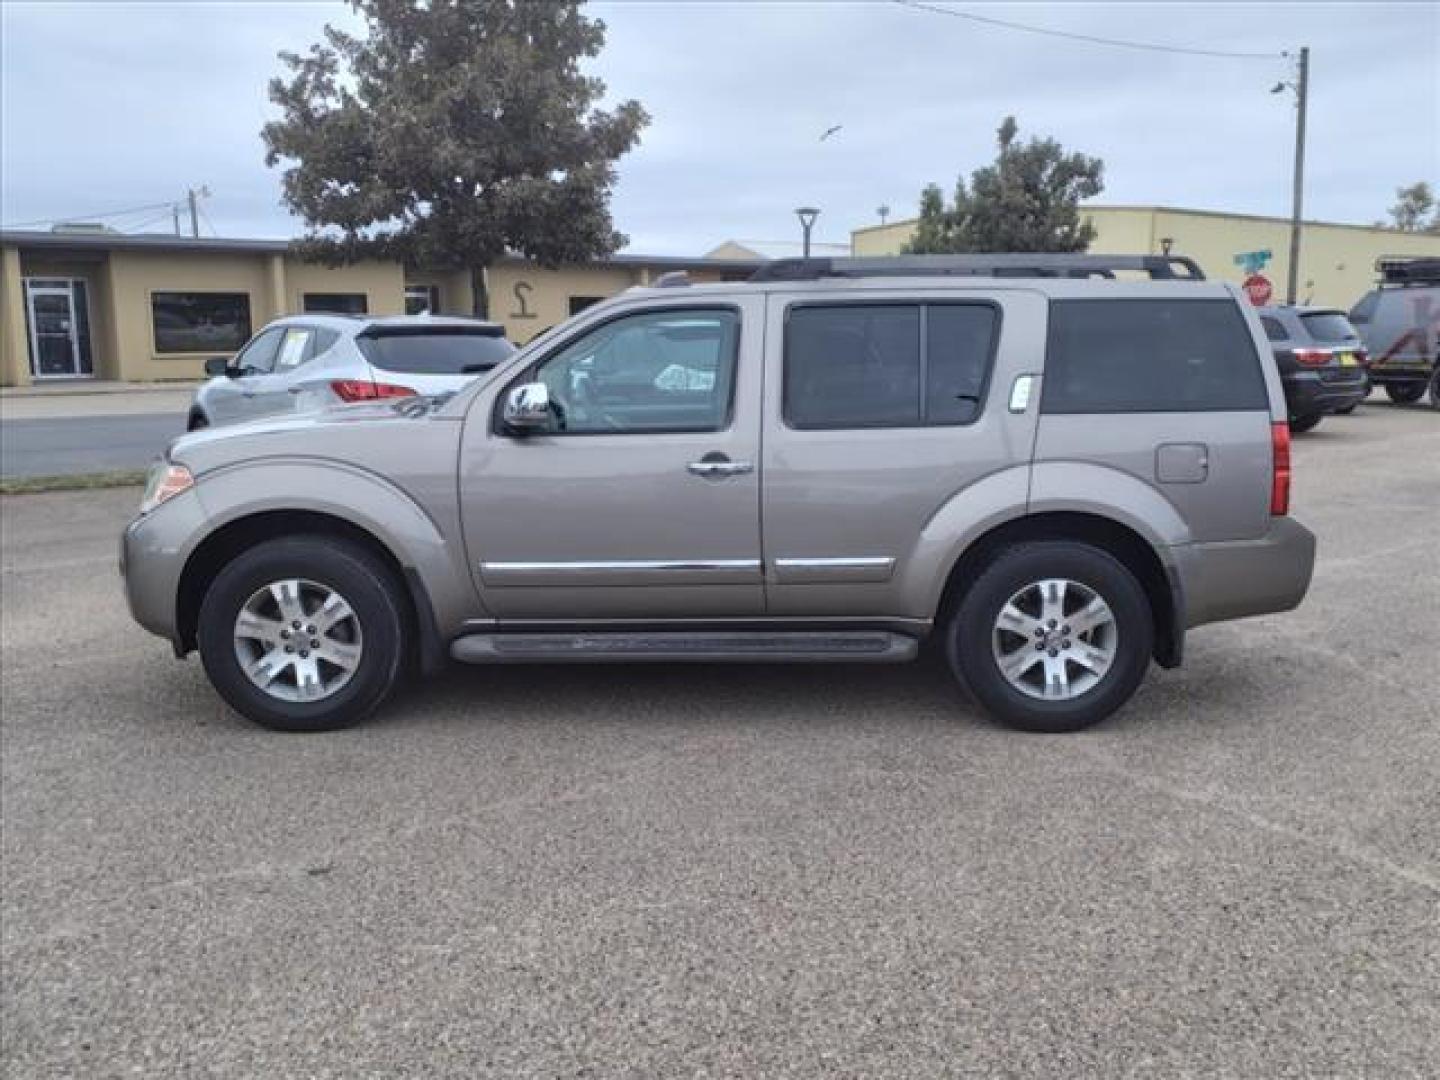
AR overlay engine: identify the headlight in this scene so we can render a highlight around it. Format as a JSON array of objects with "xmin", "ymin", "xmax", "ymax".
[{"xmin": 139, "ymin": 462, "xmax": 194, "ymax": 514}]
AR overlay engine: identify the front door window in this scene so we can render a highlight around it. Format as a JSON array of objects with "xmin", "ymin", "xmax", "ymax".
[{"xmin": 24, "ymin": 279, "xmax": 93, "ymax": 378}]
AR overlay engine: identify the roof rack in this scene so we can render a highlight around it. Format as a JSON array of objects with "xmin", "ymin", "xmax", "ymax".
[
  {"xmin": 1376, "ymin": 255, "xmax": 1440, "ymax": 286},
  {"xmin": 748, "ymin": 254, "xmax": 1206, "ymax": 283}
]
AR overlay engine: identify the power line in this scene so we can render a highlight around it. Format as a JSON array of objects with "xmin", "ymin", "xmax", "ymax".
[
  {"xmin": 893, "ymin": 0, "xmax": 1283, "ymax": 61},
  {"xmin": 2, "ymin": 199, "xmax": 178, "ymax": 230}
]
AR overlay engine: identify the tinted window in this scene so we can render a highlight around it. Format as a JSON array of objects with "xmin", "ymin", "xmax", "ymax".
[
  {"xmin": 569, "ymin": 296, "xmax": 605, "ymax": 316},
  {"xmin": 304, "ymin": 293, "xmax": 368, "ymax": 315},
  {"xmin": 1300, "ymin": 312, "xmax": 1359, "ymax": 343},
  {"xmin": 1348, "ymin": 291, "xmax": 1379, "ymax": 325},
  {"xmin": 152, "ymin": 292, "xmax": 252, "ymax": 354},
  {"xmin": 926, "ymin": 305, "xmax": 998, "ymax": 424},
  {"xmin": 1042, "ymin": 299, "xmax": 1268, "ymax": 414},
  {"xmin": 785, "ymin": 303, "xmax": 997, "ymax": 429},
  {"xmin": 524, "ymin": 308, "xmax": 739, "ymax": 434},
  {"xmin": 1260, "ymin": 316, "xmax": 1289, "ymax": 342},
  {"xmin": 359, "ymin": 330, "xmax": 515, "ymax": 374}
]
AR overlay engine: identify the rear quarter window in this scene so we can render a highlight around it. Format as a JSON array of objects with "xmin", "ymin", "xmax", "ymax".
[
  {"xmin": 1042, "ymin": 299, "xmax": 1269, "ymax": 414},
  {"xmin": 358, "ymin": 330, "xmax": 515, "ymax": 374},
  {"xmin": 1300, "ymin": 312, "xmax": 1359, "ymax": 343}
]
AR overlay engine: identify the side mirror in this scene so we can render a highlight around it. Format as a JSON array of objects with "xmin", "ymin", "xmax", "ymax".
[
  {"xmin": 204, "ymin": 356, "xmax": 234, "ymax": 378},
  {"xmin": 502, "ymin": 382, "xmax": 551, "ymax": 432}
]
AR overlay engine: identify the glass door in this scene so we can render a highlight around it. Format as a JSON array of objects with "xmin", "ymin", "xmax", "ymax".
[{"xmin": 24, "ymin": 279, "xmax": 93, "ymax": 378}]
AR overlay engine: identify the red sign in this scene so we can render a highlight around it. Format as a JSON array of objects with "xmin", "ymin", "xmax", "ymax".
[{"xmin": 1243, "ymin": 273, "xmax": 1273, "ymax": 306}]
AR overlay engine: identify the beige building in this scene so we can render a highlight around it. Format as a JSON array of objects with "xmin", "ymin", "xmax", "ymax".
[
  {"xmin": 0, "ymin": 230, "xmax": 758, "ymax": 387},
  {"xmin": 851, "ymin": 205, "xmax": 1440, "ymax": 308}
]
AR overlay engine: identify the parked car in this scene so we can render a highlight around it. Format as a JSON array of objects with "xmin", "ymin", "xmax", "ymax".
[
  {"xmin": 1348, "ymin": 256, "xmax": 1440, "ymax": 408},
  {"xmin": 123, "ymin": 254, "xmax": 1315, "ymax": 735},
  {"xmin": 189, "ymin": 315, "xmax": 515, "ymax": 429},
  {"xmin": 1256, "ymin": 305, "xmax": 1370, "ymax": 432}
]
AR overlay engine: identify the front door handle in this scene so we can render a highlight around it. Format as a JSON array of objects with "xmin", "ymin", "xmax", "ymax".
[{"xmin": 687, "ymin": 458, "xmax": 753, "ymax": 478}]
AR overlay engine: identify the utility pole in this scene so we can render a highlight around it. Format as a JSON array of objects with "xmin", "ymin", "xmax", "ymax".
[
  {"xmin": 187, "ymin": 188, "xmax": 200, "ymax": 238},
  {"xmin": 1285, "ymin": 46, "xmax": 1309, "ymax": 305}
]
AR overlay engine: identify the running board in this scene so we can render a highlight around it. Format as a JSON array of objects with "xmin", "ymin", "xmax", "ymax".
[{"xmin": 449, "ymin": 630, "xmax": 919, "ymax": 665}]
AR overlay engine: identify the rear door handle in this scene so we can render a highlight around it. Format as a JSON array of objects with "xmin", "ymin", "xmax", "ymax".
[{"xmin": 687, "ymin": 459, "xmax": 753, "ymax": 478}]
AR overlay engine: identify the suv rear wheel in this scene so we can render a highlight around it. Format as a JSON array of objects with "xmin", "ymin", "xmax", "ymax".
[
  {"xmin": 1385, "ymin": 382, "xmax": 1426, "ymax": 405},
  {"xmin": 947, "ymin": 542, "xmax": 1154, "ymax": 733},
  {"xmin": 197, "ymin": 536, "xmax": 406, "ymax": 732},
  {"xmin": 1289, "ymin": 413, "xmax": 1323, "ymax": 434}
]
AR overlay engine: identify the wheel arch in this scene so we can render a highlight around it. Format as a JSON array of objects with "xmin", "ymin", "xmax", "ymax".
[
  {"xmin": 175, "ymin": 508, "xmax": 448, "ymax": 674},
  {"xmin": 935, "ymin": 511, "xmax": 1184, "ymax": 669}
]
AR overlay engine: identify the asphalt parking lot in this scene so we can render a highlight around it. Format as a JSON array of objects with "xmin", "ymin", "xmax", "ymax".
[{"xmin": 2, "ymin": 403, "xmax": 1437, "ymax": 1078}]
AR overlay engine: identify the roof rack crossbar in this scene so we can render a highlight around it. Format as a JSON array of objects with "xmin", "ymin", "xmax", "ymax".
[{"xmin": 748, "ymin": 254, "xmax": 1205, "ymax": 283}]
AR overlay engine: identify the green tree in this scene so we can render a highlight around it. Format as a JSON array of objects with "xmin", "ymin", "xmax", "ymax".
[
  {"xmin": 903, "ymin": 117, "xmax": 1104, "ymax": 254},
  {"xmin": 1387, "ymin": 182, "xmax": 1439, "ymax": 232},
  {"xmin": 262, "ymin": 0, "xmax": 648, "ymax": 316}
]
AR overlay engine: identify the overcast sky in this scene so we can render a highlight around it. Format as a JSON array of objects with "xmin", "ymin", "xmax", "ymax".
[{"xmin": 2, "ymin": 1, "xmax": 1436, "ymax": 255}]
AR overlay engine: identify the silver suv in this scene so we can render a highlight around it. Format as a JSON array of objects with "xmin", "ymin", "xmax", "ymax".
[
  {"xmin": 123, "ymin": 255, "xmax": 1315, "ymax": 734},
  {"xmin": 190, "ymin": 315, "xmax": 514, "ymax": 428}
]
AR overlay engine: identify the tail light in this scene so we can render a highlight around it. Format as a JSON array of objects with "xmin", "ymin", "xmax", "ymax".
[
  {"xmin": 1293, "ymin": 348, "xmax": 1330, "ymax": 367},
  {"xmin": 330, "ymin": 379, "xmax": 417, "ymax": 402},
  {"xmin": 1270, "ymin": 421, "xmax": 1291, "ymax": 516},
  {"xmin": 1355, "ymin": 348, "xmax": 1369, "ymax": 367}
]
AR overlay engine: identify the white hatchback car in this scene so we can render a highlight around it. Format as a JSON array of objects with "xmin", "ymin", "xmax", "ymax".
[{"xmin": 189, "ymin": 315, "xmax": 515, "ymax": 429}]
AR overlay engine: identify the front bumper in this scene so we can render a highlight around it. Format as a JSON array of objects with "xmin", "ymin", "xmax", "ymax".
[
  {"xmin": 1173, "ymin": 517, "xmax": 1317, "ymax": 630},
  {"xmin": 120, "ymin": 489, "xmax": 207, "ymax": 649},
  {"xmin": 1282, "ymin": 370, "xmax": 1368, "ymax": 417}
]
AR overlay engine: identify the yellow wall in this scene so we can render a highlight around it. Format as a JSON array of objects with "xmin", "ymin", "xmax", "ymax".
[
  {"xmin": 851, "ymin": 207, "xmax": 1440, "ymax": 308},
  {"xmin": 485, "ymin": 263, "xmax": 644, "ymax": 345},
  {"xmin": 287, "ymin": 258, "xmax": 404, "ymax": 317}
]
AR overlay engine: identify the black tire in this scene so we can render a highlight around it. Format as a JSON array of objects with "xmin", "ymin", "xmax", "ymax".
[
  {"xmin": 1429, "ymin": 369, "xmax": 1440, "ymax": 410},
  {"xmin": 197, "ymin": 536, "xmax": 406, "ymax": 732},
  {"xmin": 187, "ymin": 410, "xmax": 209, "ymax": 431},
  {"xmin": 945, "ymin": 542, "xmax": 1154, "ymax": 734},
  {"xmin": 1385, "ymin": 382, "xmax": 1426, "ymax": 405},
  {"xmin": 1333, "ymin": 403, "xmax": 1358, "ymax": 416},
  {"xmin": 1288, "ymin": 413, "xmax": 1323, "ymax": 433}
]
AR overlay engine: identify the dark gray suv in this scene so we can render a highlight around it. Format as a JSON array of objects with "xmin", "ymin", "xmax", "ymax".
[{"xmin": 122, "ymin": 255, "xmax": 1315, "ymax": 735}]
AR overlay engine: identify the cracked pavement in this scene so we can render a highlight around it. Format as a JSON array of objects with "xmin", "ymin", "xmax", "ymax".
[{"xmin": 2, "ymin": 402, "xmax": 1437, "ymax": 1077}]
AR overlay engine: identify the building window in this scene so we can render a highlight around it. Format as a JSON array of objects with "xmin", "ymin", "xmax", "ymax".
[
  {"xmin": 405, "ymin": 285, "xmax": 441, "ymax": 316},
  {"xmin": 151, "ymin": 292, "xmax": 252, "ymax": 354},
  {"xmin": 303, "ymin": 293, "xmax": 368, "ymax": 315},
  {"xmin": 568, "ymin": 295, "xmax": 605, "ymax": 316}
]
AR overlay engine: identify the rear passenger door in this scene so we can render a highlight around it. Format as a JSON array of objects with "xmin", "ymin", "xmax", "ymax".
[
  {"xmin": 761, "ymin": 289, "xmax": 1045, "ymax": 620},
  {"xmin": 1032, "ymin": 294, "xmax": 1275, "ymax": 543}
]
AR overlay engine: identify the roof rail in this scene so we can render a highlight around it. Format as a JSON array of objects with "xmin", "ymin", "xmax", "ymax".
[
  {"xmin": 748, "ymin": 253, "xmax": 1206, "ymax": 283},
  {"xmin": 1375, "ymin": 255, "xmax": 1440, "ymax": 286}
]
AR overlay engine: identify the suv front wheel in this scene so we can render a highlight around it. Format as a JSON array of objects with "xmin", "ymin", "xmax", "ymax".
[
  {"xmin": 197, "ymin": 536, "xmax": 406, "ymax": 732},
  {"xmin": 947, "ymin": 542, "xmax": 1154, "ymax": 733}
]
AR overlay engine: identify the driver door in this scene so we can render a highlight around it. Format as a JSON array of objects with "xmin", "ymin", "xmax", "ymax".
[
  {"xmin": 208, "ymin": 327, "xmax": 283, "ymax": 425},
  {"xmin": 459, "ymin": 297, "xmax": 764, "ymax": 621}
]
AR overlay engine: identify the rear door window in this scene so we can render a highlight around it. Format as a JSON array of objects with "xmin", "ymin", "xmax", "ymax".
[
  {"xmin": 1259, "ymin": 316, "xmax": 1289, "ymax": 342},
  {"xmin": 784, "ymin": 302, "xmax": 998, "ymax": 429},
  {"xmin": 1300, "ymin": 312, "xmax": 1359, "ymax": 343},
  {"xmin": 1041, "ymin": 299, "xmax": 1268, "ymax": 413},
  {"xmin": 358, "ymin": 330, "xmax": 515, "ymax": 374}
]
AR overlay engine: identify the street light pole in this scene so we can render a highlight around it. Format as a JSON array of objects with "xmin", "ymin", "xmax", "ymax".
[
  {"xmin": 795, "ymin": 207, "xmax": 820, "ymax": 258},
  {"xmin": 1285, "ymin": 46, "xmax": 1309, "ymax": 305}
]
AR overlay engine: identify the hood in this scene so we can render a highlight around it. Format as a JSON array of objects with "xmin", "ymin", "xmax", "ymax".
[{"xmin": 167, "ymin": 395, "xmax": 458, "ymax": 471}]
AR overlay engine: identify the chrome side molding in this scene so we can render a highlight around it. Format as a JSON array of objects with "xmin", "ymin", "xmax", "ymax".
[
  {"xmin": 772, "ymin": 556, "xmax": 896, "ymax": 584},
  {"xmin": 480, "ymin": 559, "xmax": 763, "ymax": 587}
]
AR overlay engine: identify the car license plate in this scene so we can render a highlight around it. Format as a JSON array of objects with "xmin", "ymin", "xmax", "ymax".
[{"xmin": 1339, "ymin": 352, "xmax": 1356, "ymax": 366}]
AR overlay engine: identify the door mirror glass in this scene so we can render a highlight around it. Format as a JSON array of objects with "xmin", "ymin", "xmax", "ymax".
[
  {"xmin": 204, "ymin": 355, "xmax": 233, "ymax": 378},
  {"xmin": 503, "ymin": 382, "xmax": 551, "ymax": 432}
]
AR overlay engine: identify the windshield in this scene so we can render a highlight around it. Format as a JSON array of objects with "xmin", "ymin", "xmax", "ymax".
[
  {"xmin": 1300, "ymin": 312, "xmax": 1359, "ymax": 344},
  {"xmin": 358, "ymin": 330, "xmax": 515, "ymax": 374}
]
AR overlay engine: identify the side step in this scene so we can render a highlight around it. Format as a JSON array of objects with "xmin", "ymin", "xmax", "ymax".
[{"xmin": 449, "ymin": 630, "xmax": 920, "ymax": 665}]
